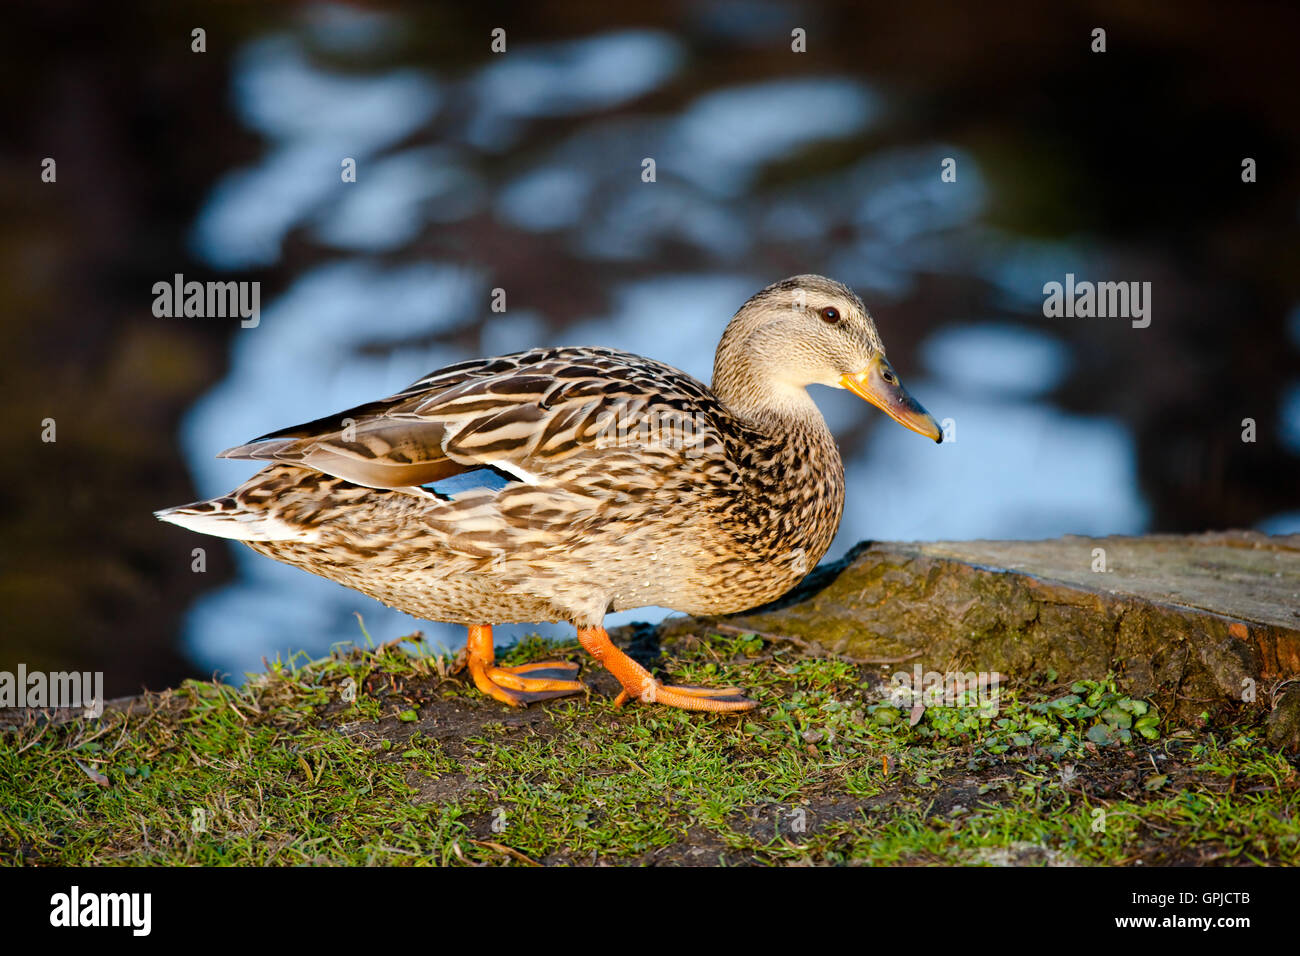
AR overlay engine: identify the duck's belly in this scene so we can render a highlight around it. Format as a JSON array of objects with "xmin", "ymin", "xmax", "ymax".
[
  {"xmin": 244, "ymin": 522, "xmax": 796, "ymax": 626},
  {"xmin": 656, "ymin": 547, "xmax": 814, "ymax": 616},
  {"xmin": 244, "ymin": 538, "xmax": 563, "ymax": 624}
]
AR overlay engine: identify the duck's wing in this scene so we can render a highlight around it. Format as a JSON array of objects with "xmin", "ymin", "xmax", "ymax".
[{"xmin": 218, "ymin": 346, "xmax": 728, "ymax": 491}]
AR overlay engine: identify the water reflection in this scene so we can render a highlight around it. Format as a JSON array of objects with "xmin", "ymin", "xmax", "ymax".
[
  {"xmin": 1281, "ymin": 383, "xmax": 1300, "ymax": 456},
  {"xmin": 842, "ymin": 385, "xmax": 1148, "ymax": 544},
  {"xmin": 472, "ymin": 30, "xmax": 683, "ymax": 146},
  {"xmin": 921, "ymin": 323, "xmax": 1069, "ymax": 397},
  {"xmin": 177, "ymin": 15, "xmax": 1162, "ymax": 681},
  {"xmin": 669, "ymin": 78, "xmax": 878, "ymax": 196},
  {"xmin": 193, "ymin": 33, "xmax": 441, "ymax": 268},
  {"xmin": 317, "ymin": 146, "xmax": 483, "ymax": 250}
]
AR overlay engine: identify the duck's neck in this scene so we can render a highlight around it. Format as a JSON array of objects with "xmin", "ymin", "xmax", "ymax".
[
  {"xmin": 710, "ymin": 353, "xmax": 846, "ymax": 594},
  {"xmin": 712, "ymin": 353, "xmax": 829, "ymax": 435}
]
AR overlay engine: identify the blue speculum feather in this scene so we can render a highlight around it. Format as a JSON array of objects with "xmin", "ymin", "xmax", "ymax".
[{"xmin": 422, "ymin": 467, "xmax": 512, "ymax": 499}]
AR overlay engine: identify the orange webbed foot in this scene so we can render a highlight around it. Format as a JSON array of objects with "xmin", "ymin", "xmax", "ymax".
[
  {"xmin": 466, "ymin": 625, "xmax": 586, "ymax": 707},
  {"xmin": 578, "ymin": 626, "xmax": 757, "ymax": 713},
  {"xmin": 613, "ymin": 681, "xmax": 756, "ymax": 712}
]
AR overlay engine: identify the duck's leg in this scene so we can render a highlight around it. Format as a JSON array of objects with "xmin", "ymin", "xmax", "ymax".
[
  {"xmin": 466, "ymin": 624, "xmax": 586, "ymax": 707},
  {"xmin": 577, "ymin": 626, "xmax": 756, "ymax": 712}
]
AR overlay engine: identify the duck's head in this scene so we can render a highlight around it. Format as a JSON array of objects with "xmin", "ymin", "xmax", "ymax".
[{"xmin": 713, "ymin": 274, "xmax": 942, "ymax": 442}]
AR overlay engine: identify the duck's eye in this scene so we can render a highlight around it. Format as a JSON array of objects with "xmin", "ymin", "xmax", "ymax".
[
  {"xmin": 819, "ymin": 307, "xmax": 840, "ymax": 324},
  {"xmin": 882, "ymin": 368, "xmax": 898, "ymax": 385}
]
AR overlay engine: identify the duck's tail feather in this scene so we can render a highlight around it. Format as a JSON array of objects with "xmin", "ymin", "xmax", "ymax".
[{"xmin": 154, "ymin": 496, "xmax": 320, "ymax": 542}]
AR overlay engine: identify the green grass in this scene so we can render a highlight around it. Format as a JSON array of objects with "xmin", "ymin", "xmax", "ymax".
[{"xmin": 2, "ymin": 632, "xmax": 1296, "ymax": 865}]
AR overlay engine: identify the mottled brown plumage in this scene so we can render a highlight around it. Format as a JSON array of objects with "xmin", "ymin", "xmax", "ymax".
[{"xmin": 158, "ymin": 275, "xmax": 941, "ymax": 711}]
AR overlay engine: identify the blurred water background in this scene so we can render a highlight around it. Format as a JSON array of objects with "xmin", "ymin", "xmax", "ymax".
[{"xmin": 5, "ymin": 1, "xmax": 1298, "ymax": 695}]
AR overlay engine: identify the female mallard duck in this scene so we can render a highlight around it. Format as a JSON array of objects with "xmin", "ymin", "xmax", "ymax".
[{"xmin": 158, "ymin": 275, "xmax": 941, "ymax": 712}]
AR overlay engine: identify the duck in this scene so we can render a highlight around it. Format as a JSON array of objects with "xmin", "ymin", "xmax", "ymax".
[{"xmin": 157, "ymin": 275, "xmax": 942, "ymax": 712}]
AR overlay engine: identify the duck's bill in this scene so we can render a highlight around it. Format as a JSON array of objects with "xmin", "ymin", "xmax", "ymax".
[{"xmin": 841, "ymin": 357, "xmax": 943, "ymax": 443}]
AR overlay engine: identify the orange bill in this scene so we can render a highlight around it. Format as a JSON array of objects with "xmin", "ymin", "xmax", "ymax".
[{"xmin": 841, "ymin": 355, "xmax": 943, "ymax": 442}]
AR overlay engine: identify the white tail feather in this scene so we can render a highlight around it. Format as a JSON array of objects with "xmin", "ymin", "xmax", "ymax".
[{"xmin": 154, "ymin": 503, "xmax": 319, "ymax": 542}]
